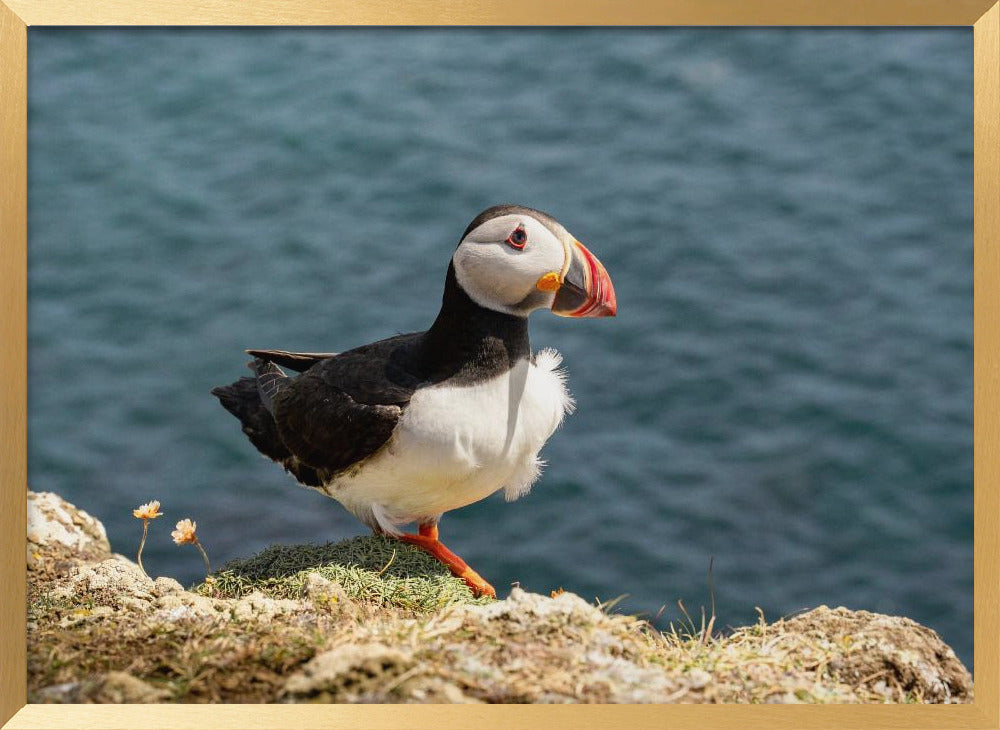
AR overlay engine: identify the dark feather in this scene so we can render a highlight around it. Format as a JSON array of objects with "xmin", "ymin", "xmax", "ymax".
[
  {"xmin": 270, "ymin": 334, "xmax": 423, "ymax": 474},
  {"xmin": 246, "ymin": 349, "xmax": 338, "ymax": 372}
]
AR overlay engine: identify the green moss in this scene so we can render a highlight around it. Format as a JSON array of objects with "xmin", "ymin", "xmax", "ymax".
[{"xmin": 192, "ymin": 536, "xmax": 493, "ymax": 612}]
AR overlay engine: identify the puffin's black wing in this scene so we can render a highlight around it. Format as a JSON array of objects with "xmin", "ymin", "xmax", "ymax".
[
  {"xmin": 270, "ymin": 333, "xmax": 424, "ymax": 475},
  {"xmin": 246, "ymin": 349, "xmax": 338, "ymax": 372}
]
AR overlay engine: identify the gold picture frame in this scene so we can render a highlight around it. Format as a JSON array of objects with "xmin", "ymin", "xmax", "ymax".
[{"xmin": 2, "ymin": 2, "xmax": 997, "ymax": 728}]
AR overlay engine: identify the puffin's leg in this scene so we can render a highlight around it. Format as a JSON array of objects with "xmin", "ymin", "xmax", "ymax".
[{"xmin": 397, "ymin": 526, "xmax": 496, "ymax": 599}]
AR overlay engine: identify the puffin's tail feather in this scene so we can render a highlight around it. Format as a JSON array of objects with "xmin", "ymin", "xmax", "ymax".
[
  {"xmin": 211, "ymin": 370, "xmax": 324, "ymax": 488},
  {"xmin": 212, "ymin": 375, "xmax": 290, "ymax": 463},
  {"xmin": 252, "ymin": 358, "xmax": 288, "ymax": 414}
]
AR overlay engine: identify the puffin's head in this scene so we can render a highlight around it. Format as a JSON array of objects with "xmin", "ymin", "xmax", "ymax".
[{"xmin": 453, "ymin": 205, "xmax": 617, "ymax": 318}]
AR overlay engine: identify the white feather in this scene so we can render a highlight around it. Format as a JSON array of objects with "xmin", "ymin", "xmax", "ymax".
[
  {"xmin": 370, "ymin": 503, "xmax": 404, "ymax": 536},
  {"xmin": 325, "ymin": 350, "xmax": 574, "ymax": 529}
]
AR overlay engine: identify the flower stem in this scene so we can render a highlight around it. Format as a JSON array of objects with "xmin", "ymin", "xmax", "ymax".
[
  {"xmin": 137, "ymin": 519, "xmax": 149, "ymax": 577},
  {"xmin": 194, "ymin": 538, "xmax": 212, "ymax": 577}
]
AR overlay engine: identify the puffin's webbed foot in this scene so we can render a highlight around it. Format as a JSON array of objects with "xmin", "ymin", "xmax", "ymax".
[{"xmin": 397, "ymin": 523, "xmax": 497, "ymax": 599}]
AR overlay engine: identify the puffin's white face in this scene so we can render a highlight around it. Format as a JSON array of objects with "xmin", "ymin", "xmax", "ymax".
[
  {"xmin": 453, "ymin": 214, "xmax": 567, "ymax": 316},
  {"xmin": 453, "ymin": 210, "xmax": 617, "ymax": 319}
]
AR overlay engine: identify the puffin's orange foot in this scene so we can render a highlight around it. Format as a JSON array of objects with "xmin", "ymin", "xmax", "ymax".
[{"xmin": 397, "ymin": 530, "xmax": 497, "ymax": 599}]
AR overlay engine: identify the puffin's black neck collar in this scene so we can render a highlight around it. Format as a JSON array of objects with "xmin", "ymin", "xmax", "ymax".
[{"xmin": 421, "ymin": 262, "xmax": 531, "ymax": 384}]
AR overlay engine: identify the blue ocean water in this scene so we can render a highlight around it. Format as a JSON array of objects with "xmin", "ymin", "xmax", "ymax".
[{"xmin": 27, "ymin": 29, "xmax": 974, "ymax": 669}]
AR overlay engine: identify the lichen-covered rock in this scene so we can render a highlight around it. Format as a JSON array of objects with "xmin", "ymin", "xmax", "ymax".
[
  {"xmin": 431, "ymin": 587, "xmax": 684, "ymax": 703},
  {"xmin": 282, "ymin": 644, "xmax": 416, "ymax": 702},
  {"xmin": 304, "ymin": 573, "xmax": 359, "ymax": 616},
  {"xmin": 34, "ymin": 672, "xmax": 170, "ymax": 703},
  {"xmin": 420, "ymin": 588, "xmax": 685, "ymax": 703},
  {"xmin": 783, "ymin": 606, "xmax": 973, "ymax": 703},
  {"xmin": 230, "ymin": 590, "xmax": 306, "ymax": 623},
  {"xmin": 152, "ymin": 588, "xmax": 226, "ymax": 622},
  {"xmin": 282, "ymin": 643, "xmax": 479, "ymax": 704},
  {"xmin": 69, "ymin": 556, "xmax": 155, "ymax": 611},
  {"xmin": 153, "ymin": 576, "xmax": 185, "ymax": 596},
  {"xmin": 27, "ymin": 490, "xmax": 111, "ymax": 568}
]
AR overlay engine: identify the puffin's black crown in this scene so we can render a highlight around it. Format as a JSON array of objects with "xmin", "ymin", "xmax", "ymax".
[{"xmin": 460, "ymin": 204, "xmax": 563, "ymax": 242}]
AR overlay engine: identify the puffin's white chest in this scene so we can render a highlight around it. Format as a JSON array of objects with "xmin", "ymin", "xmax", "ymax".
[{"xmin": 329, "ymin": 349, "xmax": 573, "ymax": 531}]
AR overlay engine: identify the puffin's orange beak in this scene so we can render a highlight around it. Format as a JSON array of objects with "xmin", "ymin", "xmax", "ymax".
[{"xmin": 549, "ymin": 240, "xmax": 617, "ymax": 318}]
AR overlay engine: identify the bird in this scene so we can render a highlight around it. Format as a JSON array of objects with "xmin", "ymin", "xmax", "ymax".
[{"xmin": 212, "ymin": 205, "xmax": 616, "ymax": 598}]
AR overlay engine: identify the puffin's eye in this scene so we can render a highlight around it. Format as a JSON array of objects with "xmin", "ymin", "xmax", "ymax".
[{"xmin": 506, "ymin": 226, "xmax": 528, "ymax": 250}]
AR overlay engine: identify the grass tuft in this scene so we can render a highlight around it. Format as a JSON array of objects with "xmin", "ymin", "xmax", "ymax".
[{"xmin": 192, "ymin": 536, "xmax": 493, "ymax": 612}]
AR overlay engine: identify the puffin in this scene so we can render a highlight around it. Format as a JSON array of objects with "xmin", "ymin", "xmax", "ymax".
[{"xmin": 212, "ymin": 205, "xmax": 616, "ymax": 598}]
